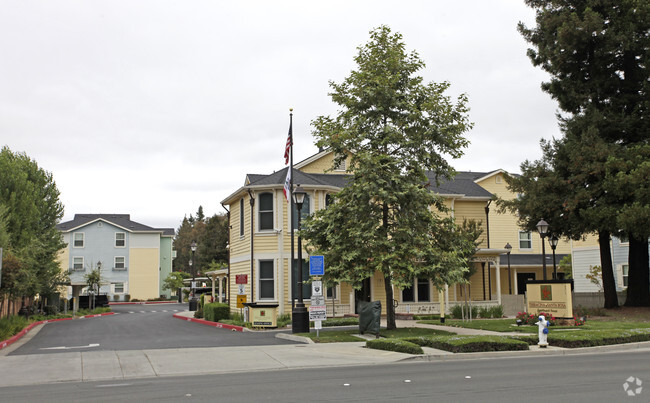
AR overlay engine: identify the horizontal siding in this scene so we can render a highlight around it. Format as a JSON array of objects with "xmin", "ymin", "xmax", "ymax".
[{"xmin": 571, "ymin": 248, "xmax": 601, "ymax": 292}]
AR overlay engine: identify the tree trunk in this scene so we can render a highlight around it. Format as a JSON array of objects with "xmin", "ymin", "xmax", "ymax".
[
  {"xmin": 598, "ymin": 231, "xmax": 619, "ymax": 309},
  {"xmin": 625, "ymin": 236, "xmax": 650, "ymax": 307},
  {"xmin": 384, "ymin": 273, "xmax": 396, "ymax": 330}
]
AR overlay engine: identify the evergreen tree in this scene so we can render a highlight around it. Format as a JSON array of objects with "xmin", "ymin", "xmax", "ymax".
[{"xmin": 302, "ymin": 26, "xmax": 473, "ymax": 329}]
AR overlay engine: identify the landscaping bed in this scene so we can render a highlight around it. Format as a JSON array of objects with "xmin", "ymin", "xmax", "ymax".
[{"xmin": 403, "ymin": 335, "xmax": 529, "ymax": 353}]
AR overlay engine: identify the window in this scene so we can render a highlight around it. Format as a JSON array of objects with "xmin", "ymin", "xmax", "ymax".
[
  {"xmin": 291, "ymin": 259, "xmax": 311, "ymax": 299},
  {"xmin": 334, "ymin": 155, "xmax": 346, "ymax": 171},
  {"xmin": 73, "ymin": 257, "xmax": 84, "ymax": 271},
  {"xmin": 325, "ymin": 193, "xmax": 333, "ymax": 208},
  {"xmin": 258, "ymin": 193, "xmax": 274, "ymax": 231},
  {"xmin": 115, "ymin": 232, "xmax": 126, "ymax": 247},
  {"xmin": 114, "ymin": 256, "xmax": 126, "ymax": 270},
  {"xmin": 239, "ymin": 199, "xmax": 245, "ymax": 237},
  {"xmin": 519, "ymin": 231, "xmax": 532, "ymax": 249},
  {"xmin": 495, "ymin": 175, "xmax": 502, "ymax": 184},
  {"xmin": 259, "ymin": 260, "xmax": 274, "ymax": 299},
  {"xmin": 402, "ymin": 278, "xmax": 430, "ymax": 302},
  {"xmin": 622, "ymin": 264, "xmax": 629, "ymax": 288},
  {"xmin": 73, "ymin": 232, "xmax": 85, "ymax": 248},
  {"xmin": 114, "ymin": 283, "xmax": 124, "ymax": 293},
  {"xmin": 292, "ymin": 194, "xmax": 311, "ymax": 230},
  {"xmin": 326, "ymin": 286, "xmax": 337, "ymax": 299},
  {"xmin": 402, "ymin": 281, "xmax": 415, "ymax": 302},
  {"xmin": 417, "ymin": 278, "xmax": 430, "ymax": 302}
]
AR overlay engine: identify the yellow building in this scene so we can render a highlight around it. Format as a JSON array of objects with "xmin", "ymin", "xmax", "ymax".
[{"xmin": 221, "ymin": 150, "xmax": 571, "ymax": 317}]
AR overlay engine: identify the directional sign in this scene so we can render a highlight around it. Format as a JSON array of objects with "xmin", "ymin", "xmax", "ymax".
[
  {"xmin": 309, "ymin": 255, "xmax": 324, "ymax": 276},
  {"xmin": 237, "ymin": 294, "xmax": 247, "ymax": 308},
  {"xmin": 309, "ymin": 305, "xmax": 327, "ymax": 321}
]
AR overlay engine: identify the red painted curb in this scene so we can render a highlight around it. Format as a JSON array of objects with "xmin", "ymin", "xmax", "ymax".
[
  {"xmin": 172, "ymin": 313, "xmax": 245, "ymax": 332},
  {"xmin": 109, "ymin": 301, "xmax": 179, "ymax": 305},
  {"xmin": 0, "ymin": 312, "xmax": 115, "ymax": 350}
]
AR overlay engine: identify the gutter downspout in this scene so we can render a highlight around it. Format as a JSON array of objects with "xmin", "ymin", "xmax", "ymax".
[
  {"xmin": 484, "ymin": 200, "xmax": 491, "ymax": 300},
  {"xmin": 247, "ymin": 189, "xmax": 255, "ymax": 303}
]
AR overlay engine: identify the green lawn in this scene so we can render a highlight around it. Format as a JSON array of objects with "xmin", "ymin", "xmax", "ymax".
[
  {"xmin": 419, "ymin": 318, "xmax": 650, "ymax": 333},
  {"xmin": 299, "ymin": 326, "xmax": 452, "ymax": 343}
]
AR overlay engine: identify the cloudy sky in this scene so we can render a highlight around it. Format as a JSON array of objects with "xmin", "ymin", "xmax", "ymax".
[{"xmin": 1, "ymin": 0, "xmax": 560, "ymax": 230}]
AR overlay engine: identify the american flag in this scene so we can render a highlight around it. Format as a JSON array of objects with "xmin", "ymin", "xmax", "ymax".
[{"xmin": 284, "ymin": 124, "xmax": 292, "ymax": 165}]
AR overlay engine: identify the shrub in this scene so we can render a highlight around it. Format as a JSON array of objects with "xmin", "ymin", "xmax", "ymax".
[
  {"xmin": 547, "ymin": 328, "xmax": 650, "ymax": 348},
  {"xmin": 124, "ymin": 294, "xmax": 131, "ymax": 302},
  {"xmin": 44, "ymin": 305, "xmax": 59, "ymax": 316},
  {"xmin": 413, "ymin": 314, "xmax": 440, "ymax": 320},
  {"xmin": 203, "ymin": 303, "xmax": 230, "ymax": 322},
  {"xmin": 516, "ymin": 311, "xmax": 556, "ymax": 326},
  {"xmin": 322, "ymin": 317, "xmax": 359, "ymax": 327},
  {"xmin": 404, "ymin": 335, "xmax": 529, "ymax": 353},
  {"xmin": 450, "ymin": 304, "xmax": 479, "ymax": 319},
  {"xmin": 277, "ymin": 313, "xmax": 291, "ymax": 328},
  {"xmin": 490, "ymin": 305, "xmax": 504, "ymax": 318},
  {"xmin": 478, "ymin": 307, "xmax": 490, "ymax": 319},
  {"xmin": 366, "ymin": 339, "xmax": 424, "ymax": 354}
]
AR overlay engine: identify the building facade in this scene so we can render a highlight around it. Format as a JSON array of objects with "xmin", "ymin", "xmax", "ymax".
[
  {"xmin": 221, "ymin": 150, "xmax": 571, "ymax": 317},
  {"xmin": 57, "ymin": 214, "xmax": 174, "ymax": 303}
]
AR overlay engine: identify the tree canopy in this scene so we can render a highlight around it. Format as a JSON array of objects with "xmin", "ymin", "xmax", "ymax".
[
  {"xmin": 301, "ymin": 26, "xmax": 474, "ymax": 329},
  {"xmin": 0, "ymin": 146, "xmax": 66, "ymax": 311}
]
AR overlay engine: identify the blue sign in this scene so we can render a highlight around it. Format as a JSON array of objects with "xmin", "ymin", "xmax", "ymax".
[{"xmin": 309, "ymin": 255, "xmax": 325, "ymax": 276}]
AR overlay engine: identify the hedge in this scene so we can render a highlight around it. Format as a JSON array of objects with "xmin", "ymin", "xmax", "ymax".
[
  {"xmin": 203, "ymin": 303, "xmax": 231, "ymax": 322},
  {"xmin": 546, "ymin": 328, "xmax": 650, "ymax": 348},
  {"xmin": 404, "ymin": 335, "xmax": 529, "ymax": 353},
  {"xmin": 366, "ymin": 338, "xmax": 424, "ymax": 355}
]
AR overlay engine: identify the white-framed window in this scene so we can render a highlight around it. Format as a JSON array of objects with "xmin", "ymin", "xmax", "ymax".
[
  {"xmin": 326, "ymin": 286, "xmax": 338, "ymax": 299},
  {"xmin": 618, "ymin": 264, "xmax": 629, "ymax": 289},
  {"xmin": 73, "ymin": 256, "xmax": 84, "ymax": 271},
  {"xmin": 334, "ymin": 157, "xmax": 346, "ymax": 171},
  {"xmin": 258, "ymin": 192, "xmax": 274, "ymax": 231},
  {"xmin": 73, "ymin": 232, "xmax": 85, "ymax": 248},
  {"xmin": 114, "ymin": 256, "xmax": 126, "ymax": 270},
  {"xmin": 259, "ymin": 260, "xmax": 274, "ymax": 300},
  {"xmin": 115, "ymin": 232, "xmax": 126, "ymax": 247},
  {"xmin": 239, "ymin": 199, "xmax": 245, "ymax": 237},
  {"xmin": 519, "ymin": 231, "xmax": 532, "ymax": 249},
  {"xmin": 495, "ymin": 175, "xmax": 503, "ymax": 184},
  {"xmin": 113, "ymin": 282, "xmax": 125, "ymax": 293},
  {"xmin": 402, "ymin": 278, "xmax": 431, "ymax": 302}
]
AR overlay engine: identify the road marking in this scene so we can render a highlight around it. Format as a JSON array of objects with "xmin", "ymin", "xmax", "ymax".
[
  {"xmin": 40, "ymin": 343, "xmax": 100, "ymax": 350},
  {"xmin": 96, "ymin": 383, "xmax": 133, "ymax": 388},
  {"xmin": 129, "ymin": 311, "xmax": 135, "ymax": 314}
]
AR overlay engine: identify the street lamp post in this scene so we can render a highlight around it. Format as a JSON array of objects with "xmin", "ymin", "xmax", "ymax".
[
  {"xmin": 549, "ymin": 235, "xmax": 559, "ymax": 279},
  {"xmin": 504, "ymin": 243, "xmax": 512, "ymax": 294},
  {"xmin": 291, "ymin": 185, "xmax": 309, "ymax": 334},
  {"xmin": 190, "ymin": 241, "xmax": 197, "ymax": 308},
  {"xmin": 536, "ymin": 219, "xmax": 549, "ymax": 280}
]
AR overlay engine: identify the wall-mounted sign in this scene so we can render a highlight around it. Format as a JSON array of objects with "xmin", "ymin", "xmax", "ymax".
[{"xmin": 236, "ymin": 274, "xmax": 248, "ymax": 284}]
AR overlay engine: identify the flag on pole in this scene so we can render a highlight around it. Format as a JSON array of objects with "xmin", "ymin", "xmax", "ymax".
[
  {"xmin": 284, "ymin": 123, "xmax": 292, "ymax": 165},
  {"xmin": 283, "ymin": 168, "xmax": 292, "ymax": 203}
]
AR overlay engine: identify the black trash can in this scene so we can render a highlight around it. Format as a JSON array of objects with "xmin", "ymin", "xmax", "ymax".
[
  {"xmin": 189, "ymin": 298, "xmax": 198, "ymax": 311},
  {"xmin": 358, "ymin": 300, "xmax": 381, "ymax": 337}
]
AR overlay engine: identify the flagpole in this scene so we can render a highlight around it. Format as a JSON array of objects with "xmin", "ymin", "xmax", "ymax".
[{"xmin": 289, "ymin": 109, "xmax": 295, "ymax": 312}]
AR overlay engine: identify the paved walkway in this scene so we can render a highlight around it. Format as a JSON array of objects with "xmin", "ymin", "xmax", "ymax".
[{"xmin": 1, "ymin": 311, "xmax": 649, "ymax": 387}]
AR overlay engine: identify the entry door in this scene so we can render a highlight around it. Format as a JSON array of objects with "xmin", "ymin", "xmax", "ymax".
[
  {"xmin": 517, "ymin": 273, "xmax": 536, "ymax": 295},
  {"xmin": 354, "ymin": 278, "xmax": 371, "ymax": 313}
]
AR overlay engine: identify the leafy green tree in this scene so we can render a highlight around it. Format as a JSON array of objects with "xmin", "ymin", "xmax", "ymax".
[
  {"xmin": 84, "ymin": 263, "xmax": 102, "ymax": 310},
  {"xmin": 302, "ymin": 26, "xmax": 473, "ymax": 329},
  {"xmin": 0, "ymin": 147, "xmax": 65, "ymax": 309},
  {"xmin": 559, "ymin": 255, "xmax": 572, "ymax": 280},
  {"xmin": 516, "ymin": 0, "xmax": 649, "ymax": 306},
  {"xmin": 163, "ymin": 271, "xmax": 190, "ymax": 295},
  {"xmin": 173, "ymin": 207, "xmax": 229, "ymax": 274}
]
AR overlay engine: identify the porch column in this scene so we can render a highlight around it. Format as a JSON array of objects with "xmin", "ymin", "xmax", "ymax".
[
  {"xmin": 495, "ymin": 258, "xmax": 502, "ymax": 306},
  {"xmin": 218, "ymin": 275, "xmax": 223, "ymax": 303}
]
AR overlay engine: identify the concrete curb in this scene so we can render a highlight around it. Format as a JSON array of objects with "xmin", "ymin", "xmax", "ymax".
[
  {"xmin": 275, "ymin": 333, "xmax": 314, "ymax": 344},
  {"xmin": 0, "ymin": 312, "xmax": 115, "ymax": 351},
  {"xmin": 172, "ymin": 313, "xmax": 245, "ymax": 332}
]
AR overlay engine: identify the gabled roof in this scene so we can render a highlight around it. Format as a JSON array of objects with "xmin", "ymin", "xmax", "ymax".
[
  {"xmin": 57, "ymin": 214, "xmax": 174, "ymax": 236},
  {"xmin": 425, "ymin": 171, "xmax": 494, "ymax": 199}
]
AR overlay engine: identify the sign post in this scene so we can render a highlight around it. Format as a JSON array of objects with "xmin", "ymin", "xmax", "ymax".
[
  {"xmin": 309, "ymin": 277, "xmax": 326, "ymax": 336},
  {"xmin": 236, "ymin": 275, "xmax": 248, "ymax": 319}
]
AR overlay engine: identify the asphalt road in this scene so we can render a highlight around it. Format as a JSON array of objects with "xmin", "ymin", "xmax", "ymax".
[
  {"xmin": 8, "ymin": 303, "xmax": 295, "ymax": 355},
  {"xmin": 0, "ymin": 349, "xmax": 648, "ymax": 402}
]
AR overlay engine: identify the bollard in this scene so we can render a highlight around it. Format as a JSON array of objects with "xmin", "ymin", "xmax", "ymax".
[{"xmin": 535, "ymin": 315, "xmax": 549, "ymax": 348}]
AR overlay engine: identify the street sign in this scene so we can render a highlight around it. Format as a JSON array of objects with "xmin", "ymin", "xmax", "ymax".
[
  {"xmin": 311, "ymin": 280, "xmax": 323, "ymax": 296},
  {"xmin": 309, "ymin": 255, "xmax": 325, "ymax": 276},
  {"xmin": 238, "ymin": 284, "xmax": 246, "ymax": 295},
  {"xmin": 309, "ymin": 305, "xmax": 327, "ymax": 321},
  {"xmin": 236, "ymin": 274, "xmax": 248, "ymax": 284},
  {"xmin": 311, "ymin": 295, "xmax": 325, "ymax": 306},
  {"xmin": 237, "ymin": 294, "xmax": 247, "ymax": 308}
]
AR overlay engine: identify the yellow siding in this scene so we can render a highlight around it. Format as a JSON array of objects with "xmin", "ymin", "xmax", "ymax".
[
  {"xmin": 128, "ymin": 248, "xmax": 159, "ymax": 300},
  {"xmin": 300, "ymin": 152, "xmax": 350, "ymax": 174},
  {"xmin": 58, "ymin": 248, "xmax": 70, "ymax": 298},
  {"xmin": 453, "ymin": 200, "xmax": 488, "ymax": 247}
]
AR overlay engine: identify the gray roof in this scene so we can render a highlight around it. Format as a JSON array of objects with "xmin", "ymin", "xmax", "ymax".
[
  {"xmin": 57, "ymin": 214, "xmax": 174, "ymax": 236},
  {"xmin": 246, "ymin": 168, "xmax": 495, "ymax": 198}
]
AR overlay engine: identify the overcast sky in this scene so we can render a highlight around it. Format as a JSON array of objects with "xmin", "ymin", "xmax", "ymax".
[{"xmin": 1, "ymin": 0, "xmax": 560, "ymax": 230}]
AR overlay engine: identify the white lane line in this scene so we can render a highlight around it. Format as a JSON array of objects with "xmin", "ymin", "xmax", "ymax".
[{"xmin": 40, "ymin": 343, "xmax": 100, "ymax": 350}]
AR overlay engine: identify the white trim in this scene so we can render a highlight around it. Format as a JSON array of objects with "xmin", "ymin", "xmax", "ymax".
[
  {"xmin": 473, "ymin": 169, "xmax": 508, "ymax": 183},
  {"xmin": 114, "ymin": 256, "xmax": 126, "ymax": 270},
  {"xmin": 72, "ymin": 256, "xmax": 85, "ymax": 270},
  {"xmin": 115, "ymin": 232, "xmax": 126, "ymax": 248},
  {"xmin": 518, "ymin": 230, "xmax": 532, "ymax": 250},
  {"xmin": 257, "ymin": 191, "xmax": 275, "ymax": 232}
]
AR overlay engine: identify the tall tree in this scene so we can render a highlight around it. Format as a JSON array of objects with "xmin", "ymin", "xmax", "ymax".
[
  {"xmin": 302, "ymin": 26, "xmax": 473, "ymax": 329},
  {"xmin": 0, "ymin": 147, "xmax": 65, "ymax": 307},
  {"xmin": 518, "ymin": 0, "xmax": 649, "ymax": 306},
  {"xmin": 173, "ymin": 208, "xmax": 229, "ymax": 275}
]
